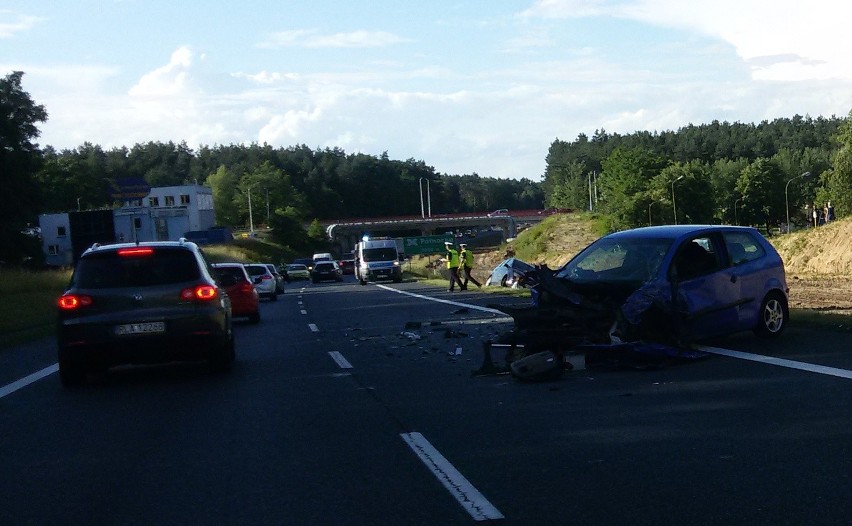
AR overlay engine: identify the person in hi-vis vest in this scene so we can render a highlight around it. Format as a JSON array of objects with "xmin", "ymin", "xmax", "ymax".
[
  {"xmin": 459, "ymin": 244, "xmax": 481, "ymax": 289},
  {"xmin": 445, "ymin": 241, "xmax": 465, "ymax": 291}
]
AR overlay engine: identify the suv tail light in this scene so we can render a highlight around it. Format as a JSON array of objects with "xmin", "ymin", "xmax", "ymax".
[
  {"xmin": 58, "ymin": 294, "xmax": 93, "ymax": 310},
  {"xmin": 180, "ymin": 285, "xmax": 219, "ymax": 301}
]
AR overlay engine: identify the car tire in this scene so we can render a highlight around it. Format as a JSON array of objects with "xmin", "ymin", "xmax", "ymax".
[
  {"xmin": 249, "ymin": 311, "xmax": 260, "ymax": 324},
  {"xmin": 754, "ymin": 291, "xmax": 788, "ymax": 338},
  {"xmin": 269, "ymin": 292, "xmax": 278, "ymax": 302},
  {"xmin": 500, "ymin": 275, "xmax": 508, "ymax": 287},
  {"xmin": 59, "ymin": 360, "xmax": 86, "ymax": 388},
  {"xmin": 209, "ymin": 334, "xmax": 235, "ymax": 373},
  {"xmin": 359, "ymin": 279, "xmax": 367, "ymax": 285}
]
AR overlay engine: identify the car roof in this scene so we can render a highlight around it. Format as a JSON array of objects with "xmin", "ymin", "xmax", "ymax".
[
  {"xmin": 605, "ymin": 224, "xmax": 760, "ymax": 241},
  {"xmin": 82, "ymin": 239, "xmax": 200, "ymax": 256}
]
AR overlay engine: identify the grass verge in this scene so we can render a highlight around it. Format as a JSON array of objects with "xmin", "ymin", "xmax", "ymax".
[{"xmin": 0, "ymin": 268, "xmax": 72, "ymax": 349}]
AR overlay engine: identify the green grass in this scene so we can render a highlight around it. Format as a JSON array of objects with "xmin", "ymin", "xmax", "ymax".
[
  {"xmin": 0, "ymin": 268, "xmax": 72, "ymax": 348},
  {"xmin": 204, "ymin": 238, "xmax": 296, "ymax": 265},
  {"xmin": 791, "ymin": 308, "xmax": 852, "ymax": 332}
]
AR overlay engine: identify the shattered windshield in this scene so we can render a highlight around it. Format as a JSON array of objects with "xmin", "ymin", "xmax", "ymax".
[{"xmin": 556, "ymin": 237, "xmax": 673, "ymax": 283}]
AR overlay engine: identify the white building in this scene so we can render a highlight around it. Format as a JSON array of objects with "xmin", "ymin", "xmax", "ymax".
[{"xmin": 40, "ymin": 184, "xmax": 216, "ymax": 266}]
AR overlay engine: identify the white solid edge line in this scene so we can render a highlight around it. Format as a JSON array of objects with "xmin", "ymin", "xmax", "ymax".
[
  {"xmin": 696, "ymin": 345, "xmax": 852, "ymax": 380},
  {"xmin": 308, "ymin": 323, "xmax": 319, "ymax": 332},
  {"xmin": 401, "ymin": 432, "xmax": 504, "ymax": 521},
  {"xmin": 0, "ymin": 363, "xmax": 59, "ymax": 399},
  {"xmin": 328, "ymin": 351, "xmax": 353, "ymax": 369},
  {"xmin": 375, "ymin": 284, "xmax": 505, "ymax": 315}
]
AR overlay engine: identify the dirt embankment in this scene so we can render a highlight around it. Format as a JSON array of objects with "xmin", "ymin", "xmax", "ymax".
[{"xmin": 773, "ymin": 219, "xmax": 852, "ymax": 312}]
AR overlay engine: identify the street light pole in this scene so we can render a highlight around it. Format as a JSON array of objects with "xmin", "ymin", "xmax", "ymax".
[
  {"xmin": 671, "ymin": 175, "xmax": 685, "ymax": 225},
  {"xmin": 785, "ymin": 171, "xmax": 811, "ymax": 234},
  {"xmin": 419, "ymin": 177, "xmax": 432, "ymax": 218},
  {"xmin": 247, "ymin": 187, "xmax": 254, "ymax": 235},
  {"xmin": 734, "ymin": 198, "xmax": 743, "ymax": 226}
]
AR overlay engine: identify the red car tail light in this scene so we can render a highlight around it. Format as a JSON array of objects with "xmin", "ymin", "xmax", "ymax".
[
  {"xmin": 58, "ymin": 294, "xmax": 93, "ymax": 310},
  {"xmin": 180, "ymin": 285, "xmax": 219, "ymax": 301},
  {"xmin": 238, "ymin": 281, "xmax": 255, "ymax": 294},
  {"xmin": 117, "ymin": 247, "xmax": 154, "ymax": 257}
]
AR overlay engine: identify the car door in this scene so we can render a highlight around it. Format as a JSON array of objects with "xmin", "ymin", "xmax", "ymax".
[
  {"xmin": 669, "ymin": 233, "xmax": 742, "ymax": 339},
  {"xmin": 721, "ymin": 231, "xmax": 773, "ymax": 330}
]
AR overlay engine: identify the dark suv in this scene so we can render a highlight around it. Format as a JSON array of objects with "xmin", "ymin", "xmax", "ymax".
[{"xmin": 56, "ymin": 240, "xmax": 235, "ymax": 387}]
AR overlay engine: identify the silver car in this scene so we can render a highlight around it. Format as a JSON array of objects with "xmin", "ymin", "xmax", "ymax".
[{"xmin": 244, "ymin": 263, "xmax": 278, "ymax": 301}]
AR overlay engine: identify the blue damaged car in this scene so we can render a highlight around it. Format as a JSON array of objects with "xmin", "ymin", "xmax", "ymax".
[{"xmin": 496, "ymin": 225, "xmax": 789, "ymax": 352}]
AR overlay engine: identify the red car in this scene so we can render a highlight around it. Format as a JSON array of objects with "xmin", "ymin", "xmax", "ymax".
[
  {"xmin": 337, "ymin": 259, "xmax": 355, "ymax": 275},
  {"xmin": 212, "ymin": 263, "xmax": 260, "ymax": 323}
]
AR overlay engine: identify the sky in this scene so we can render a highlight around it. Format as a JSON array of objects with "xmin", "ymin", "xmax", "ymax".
[{"xmin": 3, "ymin": 0, "xmax": 852, "ymax": 181}]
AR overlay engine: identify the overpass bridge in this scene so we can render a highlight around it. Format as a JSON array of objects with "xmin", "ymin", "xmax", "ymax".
[{"xmin": 323, "ymin": 209, "xmax": 568, "ymax": 256}]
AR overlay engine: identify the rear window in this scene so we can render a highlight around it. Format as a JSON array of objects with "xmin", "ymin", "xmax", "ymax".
[
  {"xmin": 74, "ymin": 248, "xmax": 201, "ymax": 288},
  {"xmin": 213, "ymin": 266, "xmax": 247, "ymax": 281},
  {"xmin": 314, "ymin": 262, "xmax": 334, "ymax": 270},
  {"xmin": 245, "ymin": 265, "xmax": 269, "ymax": 277}
]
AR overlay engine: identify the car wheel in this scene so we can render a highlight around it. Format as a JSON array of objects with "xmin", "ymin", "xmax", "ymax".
[
  {"xmin": 359, "ymin": 279, "xmax": 367, "ymax": 285},
  {"xmin": 249, "ymin": 311, "xmax": 260, "ymax": 324},
  {"xmin": 59, "ymin": 359, "xmax": 86, "ymax": 388},
  {"xmin": 269, "ymin": 291, "xmax": 278, "ymax": 302},
  {"xmin": 500, "ymin": 275, "xmax": 508, "ymax": 287},
  {"xmin": 754, "ymin": 291, "xmax": 788, "ymax": 338},
  {"xmin": 209, "ymin": 334, "xmax": 235, "ymax": 373}
]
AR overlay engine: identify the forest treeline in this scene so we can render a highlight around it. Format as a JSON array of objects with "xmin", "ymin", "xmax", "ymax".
[
  {"xmin": 542, "ymin": 115, "xmax": 852, "ymax": 231},
  {"xmin": 3, "ymin": 69, "xmax": 852, "ymax": 264}
]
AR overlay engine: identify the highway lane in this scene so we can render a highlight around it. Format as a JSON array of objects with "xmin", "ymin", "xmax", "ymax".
[{"xmin": 2, "ymin": 278, "xmax": 852, "ymax": 524}]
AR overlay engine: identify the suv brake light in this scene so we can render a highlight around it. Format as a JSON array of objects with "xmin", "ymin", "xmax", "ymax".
[
  {"xmin": 117, "ymin": 247, "xmax": 154, "ymax": 257},
  {"xmin": 180, "ymin": 285, "xmax": 218, "ymax": 301},
  {"xmin": 58, "ymin": 294, "xmax": 93, "ymax": 310}
]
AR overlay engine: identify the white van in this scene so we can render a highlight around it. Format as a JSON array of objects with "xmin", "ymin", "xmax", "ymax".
[
  {"xmin": 354, "ymin": 239, "xmax": 402, "ymax": 285},
  {"xmin": 312, "ymin": 252, "xmax": 333, "ymax": 262}
]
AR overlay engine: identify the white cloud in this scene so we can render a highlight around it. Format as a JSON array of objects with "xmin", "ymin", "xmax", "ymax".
[
  {"xmin": 258, "ymin": 29, "xmax": 410, "ymax": 49},
  {"xmin": 520, "ymin": 0, "xmax": 852, "ymax": 81},
  {"xmin": 128, "ymin": 46, "xmax": 195, "ymax": 97},
  {"xmin": 0, "ymin": 10, "xmax": 42, "ymax": 38}
]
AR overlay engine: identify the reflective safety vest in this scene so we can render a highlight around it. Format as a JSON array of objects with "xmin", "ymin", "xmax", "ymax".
[
  {"xmin": 461, "ymin": 249, "xmax": 474, "ymax": 268},
  {"xmin": 446, "ymin": 248, "xmax": 460, "ymax": 268}
]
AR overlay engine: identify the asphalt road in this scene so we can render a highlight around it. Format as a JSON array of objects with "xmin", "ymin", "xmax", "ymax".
[{"xmin": 2, "ymin": 277, "xmax": 852, "ymax": 525}]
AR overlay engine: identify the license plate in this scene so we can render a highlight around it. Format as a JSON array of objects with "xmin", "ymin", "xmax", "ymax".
[{"xmin": 115, "ymin": 322, "xmax": 166, "ymax": 336}]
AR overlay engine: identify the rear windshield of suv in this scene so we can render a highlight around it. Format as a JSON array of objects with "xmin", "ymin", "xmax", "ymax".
[{"xmin": 74, "ymin": 248, "xmax": 201, "ymax": 289}]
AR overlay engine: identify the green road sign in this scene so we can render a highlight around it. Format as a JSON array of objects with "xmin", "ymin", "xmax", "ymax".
[{"xmin": 402, "ymin": 235, "xmax": 455, "ymax": 255}]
